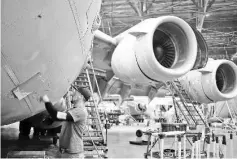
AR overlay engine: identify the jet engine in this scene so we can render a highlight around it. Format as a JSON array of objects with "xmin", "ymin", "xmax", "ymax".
[
  {"xmin": 135, "ymin": 103, "xmax": 148, "ymax": 114},
  {"xmin": 178, "ymin": 59, "xmax": 237, "ymax": 103},
  {"xmin": 111, "ymin": 16, "xmax": 197, "ymax": 84},
  {"xmin": 129, "ymin": 101, "xmax": 174, "ymax": 122},
  {"xmin": 134, "ymin": 103, "xmax": 162, "ymax": 120}
]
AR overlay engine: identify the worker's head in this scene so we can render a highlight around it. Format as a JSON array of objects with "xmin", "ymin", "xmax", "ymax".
[
  {"xmin": 70, "ymin": 86, "xmax": 92, "ymax": 107},
  {"xmin": 71, "ymin": 91, "xmax": 85, "ymax": 108}
]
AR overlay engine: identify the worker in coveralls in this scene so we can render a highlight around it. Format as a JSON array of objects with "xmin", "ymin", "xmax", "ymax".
[{"xmin": 40, "ymin": 87, "xmax": 91, "ymax": 158}]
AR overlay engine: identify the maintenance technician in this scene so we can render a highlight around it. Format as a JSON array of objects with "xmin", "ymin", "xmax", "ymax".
[{"xmin": 40, "ymin": 87, "xmax": 91, "ymax": 158}]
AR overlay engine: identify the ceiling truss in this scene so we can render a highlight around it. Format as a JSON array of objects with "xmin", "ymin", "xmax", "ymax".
[{"xmin": 100, "ymin": 0, "xmax": 237, "ymax": 58}]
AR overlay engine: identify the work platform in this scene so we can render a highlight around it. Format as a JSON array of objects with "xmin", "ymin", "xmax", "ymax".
[{"xmin": 140, "ymin": 124, "xmax": 237, "ymax": 159}]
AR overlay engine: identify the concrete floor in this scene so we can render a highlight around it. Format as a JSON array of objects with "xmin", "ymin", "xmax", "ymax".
[{"xmin": 1, "ymin": 123, "xmax": 237, "ymax": 158}]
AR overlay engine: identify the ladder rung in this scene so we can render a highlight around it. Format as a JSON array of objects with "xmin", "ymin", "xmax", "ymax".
[
  {"xmin": 74, "ymin": 79, "xmax": 88, "ymax": 82},
  {"xmin": 75, "ymin": 76, "xmax": 88, "ymax": 79},
  {"xmin": 84, "ymin": 132, "xmax": 103, "ymax": 135},
  {"xmin": 77, "ymin": 74, "xmax": 87, "ymax": 77},
  {"xmin": 74, "ymin": 81, "xmax": 89, "ymax": 84},
  {"xmin": 74, "ymin": 84, "xmax": 89, "ymax": 87},
  {"xmin": 83, "ymin": 137, "xmax": 104, "ymax": 141},
  {"xmin": 84, "ymin": 146, "xmax": 107, "ymax": 150},
  {"xmin": 82, "ymin": 68, "xmax": 107, "ymax": 77},
  {"xmin": 74, "ymin": 82, "xmax": 89, "ymax": 85},
  {"xmin": 179, "ymin": 109, "xmax": 196, "ymax": 112},
  {"xmin": 83, "ymin": 135, "xmax": 103, "ymax": 138},
  {"xmin": 84, "ymin": 141, "xmax": 105, "ymax": 145},
  {"xmin": 84, "ymin": 144, "xmax": 105, "ymax": 148},
  {"xmin": 76, "ymin": 75, "xmax": 87, "ymax": 78},
  {"xmin": 84, "ymin": 130, "xmax": 103, "ymax": 133},
  {"xmin": 85, "ymin": 105, "xmax": 95, "ymax": 107}
]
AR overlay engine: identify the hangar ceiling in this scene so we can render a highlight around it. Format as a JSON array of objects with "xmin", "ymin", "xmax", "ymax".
[{"xmin": 99, "ymin": 0, "xmax": 237, "ymax": 59}]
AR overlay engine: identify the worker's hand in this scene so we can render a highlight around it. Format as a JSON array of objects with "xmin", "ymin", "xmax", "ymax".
[{"xmin": 40, "ymin": 95, "xmax": 50, "ymax": 103}]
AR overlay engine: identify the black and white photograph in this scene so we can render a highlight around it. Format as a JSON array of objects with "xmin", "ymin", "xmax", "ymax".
[{"xmin": 1, "ymin": 0, "xmax": 237, "ymax": 158}]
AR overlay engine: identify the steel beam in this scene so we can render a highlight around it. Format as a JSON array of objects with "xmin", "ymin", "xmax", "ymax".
[{"xmin": 196, "ymin": 0, "xmax": 209, "ymax": 32}]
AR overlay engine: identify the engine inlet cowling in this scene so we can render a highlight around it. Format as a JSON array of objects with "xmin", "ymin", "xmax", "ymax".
[
  {"xmin": 111, "ymin": 16, "xmax": 197, "ymax": 84},
  {"xmin": 178, "ymin": 59, "xmax": 237, "ymax": 103},
  {"xmin": 153, "ymin": 29, "xmax": 176, "ymax": 68}
]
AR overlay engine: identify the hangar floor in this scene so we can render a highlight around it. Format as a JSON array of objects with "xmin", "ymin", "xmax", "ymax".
[{"xmin": 1, "ymin": 123, "xmax": 237, "ymax": 158}]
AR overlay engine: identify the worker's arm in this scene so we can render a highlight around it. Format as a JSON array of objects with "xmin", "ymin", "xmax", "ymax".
[
  {"xmin": 41, "ymin": 95, "xmax": 73, "ymax": 121},
  {"xmin": 45, "ymin": 101, "xmax": 73, "ymax": 121},
  {"xmin": 41, "ymin": 87, "xmax": 91, "ymax": 122}
]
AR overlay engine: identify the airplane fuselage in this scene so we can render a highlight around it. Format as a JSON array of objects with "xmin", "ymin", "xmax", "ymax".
[{"xmin": 1, "ymin": 0, "xmax": 102, "ymax": 125}]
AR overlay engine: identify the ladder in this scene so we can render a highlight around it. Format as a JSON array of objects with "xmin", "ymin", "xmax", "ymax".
[
  {"xmin": 73, "ymin": 65, "xmax": 108, "ymax": 158},
  {"xmin": 225, "ymin": 101, "xmax": 237, "ymax": 125},
  {"xmin": 166, "ymin": 80, "xmax": 209, "ymax": 130}
]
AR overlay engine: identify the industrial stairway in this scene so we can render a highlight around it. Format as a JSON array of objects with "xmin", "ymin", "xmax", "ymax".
[
  {"xmin": 73, "ymin": 64, "xmax": 108, "ymax": 158},
  {"xmin": 166, "ymin": 80, "xmax": 209, "ymax": 130},
  {"xmin": 224, "ymin": 101, "xmax": 237, "ymax": 127}
]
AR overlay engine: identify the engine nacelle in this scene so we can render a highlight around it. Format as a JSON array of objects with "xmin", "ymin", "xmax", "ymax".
[
  {"xmin": 111, "ymin": 16, "xmax": 197, "ymax": 84},
  {"xmin": 126, "ymin": 101, "xmax": 148, "ymax": 116},
  {"xmin": 178, "ymin": 59, "xmax": 237, "ymax": 103}
]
